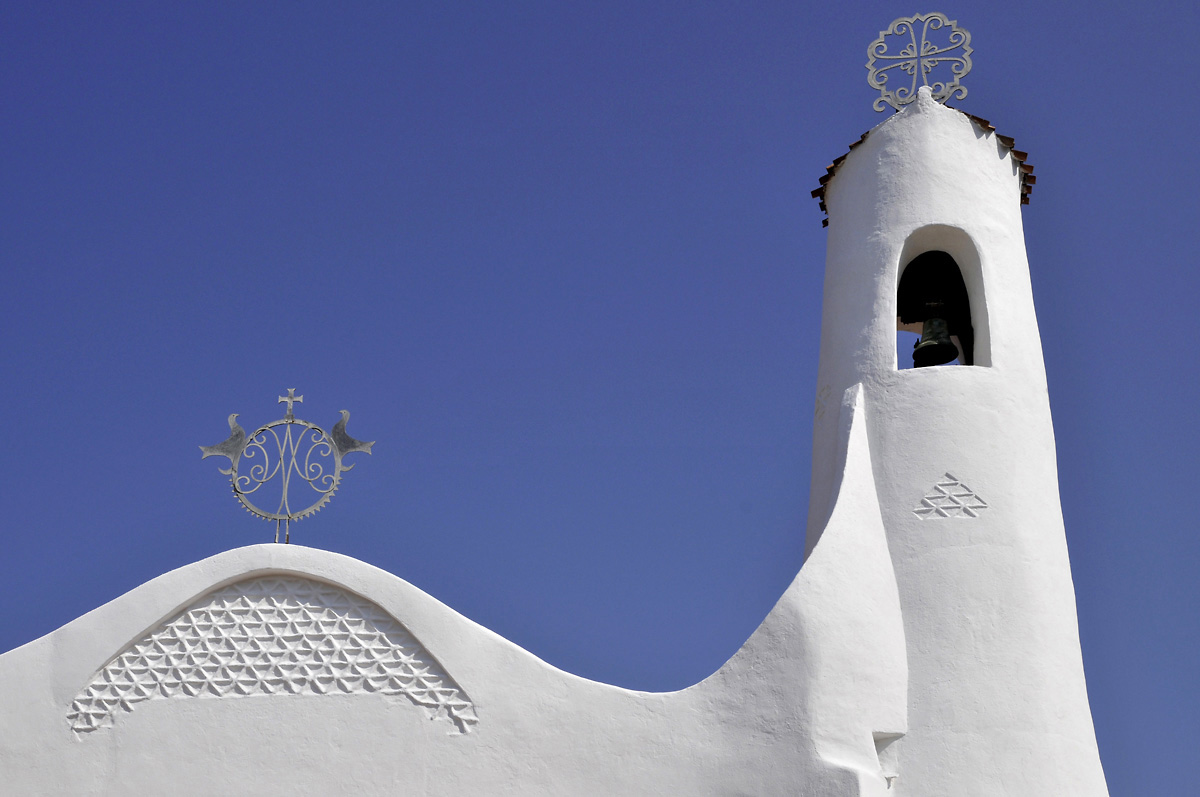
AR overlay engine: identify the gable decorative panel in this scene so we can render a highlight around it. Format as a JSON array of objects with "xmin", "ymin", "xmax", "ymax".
[{"xmin": 68, "ymin": 575, "xmax": 478, "ymax": 734}]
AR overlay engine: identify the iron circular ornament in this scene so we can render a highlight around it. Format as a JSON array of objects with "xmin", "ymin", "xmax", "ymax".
[
  {"xmin": 200, "ymin": 390, "xmax": 374, "ymax": 543},
  {"xmin": 867, "ymin": 12, "xmax": 972, "ymax": 112},
  {"xmin": 233, "ymin": 416, "xmax": 341, "ymax": 522}
]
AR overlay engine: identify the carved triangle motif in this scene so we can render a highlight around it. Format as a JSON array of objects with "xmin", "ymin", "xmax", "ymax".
[{"xmin": 913, "ymin": 473, "xmax": 989, "ymax": 518}]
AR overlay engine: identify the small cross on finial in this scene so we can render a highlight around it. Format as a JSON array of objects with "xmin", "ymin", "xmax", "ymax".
[{"xmin": 278, "ymin": 388, "xmax": 303, "ymax": 419}]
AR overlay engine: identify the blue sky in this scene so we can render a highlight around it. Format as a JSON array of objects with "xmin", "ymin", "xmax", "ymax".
[{"xmin": 2, "ymin": 3, "xmax": 1196, "ymax": 793}]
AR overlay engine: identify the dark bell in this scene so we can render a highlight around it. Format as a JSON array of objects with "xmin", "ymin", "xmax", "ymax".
[{"xmin": 912, "ymin": 317, "xmax": 959, "ymax": 367}]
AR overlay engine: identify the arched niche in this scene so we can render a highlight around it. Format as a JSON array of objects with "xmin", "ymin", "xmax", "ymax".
[{"xmin": 895, "ymin": 226, "xmax": 990, "ymax": 369}]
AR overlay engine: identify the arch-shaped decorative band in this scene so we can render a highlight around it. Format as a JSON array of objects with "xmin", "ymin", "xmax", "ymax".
[{"xmin": 67, "ymin": 575, "xmax": 478, "ymax": 734}]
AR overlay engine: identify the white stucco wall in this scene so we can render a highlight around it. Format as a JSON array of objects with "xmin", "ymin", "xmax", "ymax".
[
  {"xmin": 809, "ymin": 87, "xmax": 1108, "ymax": 796},
  {"xmin": 0, "ymin": 389, "xmax": 906, "ymax": 795}
]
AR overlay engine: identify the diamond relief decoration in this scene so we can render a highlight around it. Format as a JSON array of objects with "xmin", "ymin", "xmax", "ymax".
[
  {"xmin": 913, "ymin": 473, "xmax": 989, "ymax": 518},
  {"xmin": 68, "ymin": 576, "xmax": 478, "ymax": 735}
]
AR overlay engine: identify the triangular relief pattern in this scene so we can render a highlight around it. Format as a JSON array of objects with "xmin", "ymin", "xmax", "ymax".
[
  {"xmin": 913, "ymin": 473, "xmax": 989, "ymax": 518},
  {"xmin": 67, "ymin": 575, "xmax": 478, "ymax": 734}
]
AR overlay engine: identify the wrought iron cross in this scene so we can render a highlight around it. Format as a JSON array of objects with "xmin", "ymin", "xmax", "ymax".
[
  {"xmin": 278, "ymin": 388, "xmax": 303, "ymax": 419},
  {"xmin": 866, "ymin": 13, "xmax": 972, "ymax": 112}
]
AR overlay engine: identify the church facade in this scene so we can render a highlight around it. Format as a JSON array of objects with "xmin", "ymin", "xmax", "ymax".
[{"xmin": 0, "ymin": 88, "xmax": 1107, "ymax": 796}]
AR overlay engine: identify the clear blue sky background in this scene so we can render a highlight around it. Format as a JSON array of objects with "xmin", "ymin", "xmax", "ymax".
[{"xmin": 2, "ymin": 3, "xmax": 1196, "ymax": 793}]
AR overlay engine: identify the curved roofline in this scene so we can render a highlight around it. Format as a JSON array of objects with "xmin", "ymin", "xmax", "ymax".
[{"xmin": 810, "ymin": 105, "xmax": 1036, "ymax": 227}]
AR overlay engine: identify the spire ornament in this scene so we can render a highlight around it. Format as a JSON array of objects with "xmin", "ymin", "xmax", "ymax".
[
  {"xmin": 867, "ymin": 12, "xmax": 972, "ymax": 112},
  {"xmin": 200, "ymin": 391, "xmax": 374, "ymax": 543}
]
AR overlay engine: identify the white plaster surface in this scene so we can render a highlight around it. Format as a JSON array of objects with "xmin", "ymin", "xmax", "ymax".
[
  {"xmin": 809, "ymin": 87, "xmax": 1108, "ymax": 795},
  {"xmin": 0, "ymin": 388, "xmax": 905, "ymax": 795},
  {"xmin": 0, "ymin": 88, "xmax": 1106, "ymax": 795}
]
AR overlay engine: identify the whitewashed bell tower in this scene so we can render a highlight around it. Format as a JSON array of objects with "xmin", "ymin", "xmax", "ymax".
[
  {"xmin": 0, "ymin": 14, "xmax": 1111, "ymax": 796},
  {"xmin": 807, "ymin": 14, "xmax": 1109, "ymax": 795}
]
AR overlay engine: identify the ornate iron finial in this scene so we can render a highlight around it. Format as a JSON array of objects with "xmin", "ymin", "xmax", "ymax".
[
  {"xmin": 200, "ymin": 391, "xmax": 374, "ymax": 543},
  {"xmin": 867, "ymin": 13, "xmax": 972, "ymax": 112}
]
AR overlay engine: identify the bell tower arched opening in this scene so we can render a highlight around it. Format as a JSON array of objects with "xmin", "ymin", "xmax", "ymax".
[
  {"xmin": 897, "ymin": 250, "xmax": 974, "ymax": 368},
  {"xmin": 893, "ymin": 225, "xmax": 990, "ymax": 369}
]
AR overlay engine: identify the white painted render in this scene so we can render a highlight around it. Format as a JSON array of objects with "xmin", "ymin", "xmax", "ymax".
[
  {"xmin": 0, "ymin": 87, "xmax": 1106, "ymax": 795},
  {"xmin": 809, "ymin": 87, "xmax": 1108, "ymax": 795},
  {"xmin": 0, "ymin": 387, "xmax": 905, "ymax": 795}
]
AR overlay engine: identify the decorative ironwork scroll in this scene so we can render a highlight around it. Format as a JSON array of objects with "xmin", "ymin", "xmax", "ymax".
[
  {"xmin": 867, "ymin": 13, "xmax": 972, "ymax": 112},
  {"xmin": 201, "ymin": 390, "xmax": 374, "ymax": 543}
]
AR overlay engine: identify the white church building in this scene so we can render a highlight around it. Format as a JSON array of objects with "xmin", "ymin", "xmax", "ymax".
[{"xmin": 0, "ymin": 77, "xmax": 1108, "ymax": 795}]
